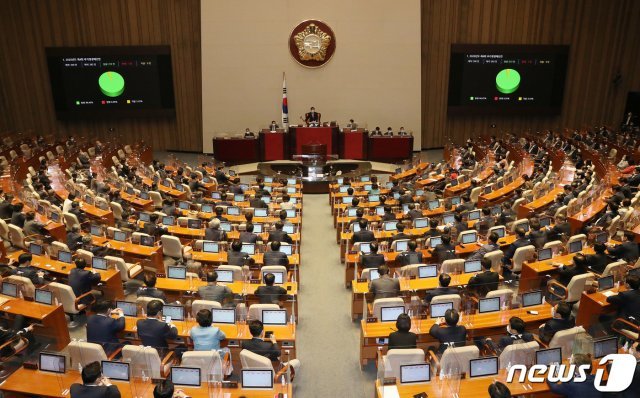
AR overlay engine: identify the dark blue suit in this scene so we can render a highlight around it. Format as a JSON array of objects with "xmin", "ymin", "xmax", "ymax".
[
  {"xmin": 69, "ymin": 268, "xmax": 101, "ymax": 304},
  {"xmin": 136, "ymin": 318, "xmax": 178, "ymax": 349},
  {"xmin": 547, "ymin": 374, "xmax": 603, "ymax": 397},
  {"xmin": 86, "ymin": 314, "xmax": 125, "ymax": 354}
]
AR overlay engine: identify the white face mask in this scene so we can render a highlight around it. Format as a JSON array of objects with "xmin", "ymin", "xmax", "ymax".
[
  {"xmin": 550, "ymin": 307, "xmax": 556, "ymax": 318},
  {"xmin": 506, "ymin": 325, "xmax": 513, "ymax": 334}
]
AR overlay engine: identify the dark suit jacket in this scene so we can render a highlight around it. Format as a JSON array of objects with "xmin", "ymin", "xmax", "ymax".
[
  {"xmin": 388, "ymin": 330, "xmax": 417, "ymax": 350},
  {"xmin": 67, "ymin": 231, "xmax": 84, "ymax": 251},
  {"xmin": 424, "ymin": 287, "xmax": 459, "ymax": 303},
  {"xmin": 239, "ymin": 231, "xmax": 259, "ymax": 244},
  {"xmin": 227, "ymin": 251, "xmax": 250, "ymax": 266},
  {"xmin": 204, "ymin": 228, "xmax": 227, "ymax": 242},
  {"xmin": 546, "ymin": 222, "xmax": 571, "ymax": 242},
  {"xmin": 381, "ymin": 213, "xmax": 397, "ymax": 222},
  {"xmin": 69, "ymin": 207, "xmax": 86, "ymax": 224},
  {"xmin": 557, "ymin": 266, "xmax": 587, "ymax": 287},
  {"xmin": 352, "ymin": 230, "xmax": 375, "ymax": 244},
  {"xmin": 607, "ymin": 289, "xmax": 640, "ymax": 320},
  {"xmin": 503, "ymin": 238, "xmax": 531, "ymax": 263},
  {"xmin": 0, "ymin": 201, "xmax": 13, "ymax": 219},
  {"xmin": 547, "ymin": 374, "xmax": 602, "ymax": 397},
  {"xmin": 528, "ymin": 229, "xmax": 547, "ymax": 249},
  {"xmin": 369, "ymin": 276, "xmax": 400, "ymax": 299},
  {"xmin": 263, "ymin": 251, "xmax": 289, "ymax": 267},
  {"xmin": 407, "ymin": 209, "xmax": 423, "ymax": 220},
  {"xmin": 467, "ymin": 271, "xmax": 499, "ymax": 296},
  {"xmin": 242, "ymin": 337, "xmax": 281, "ymax": 361},
  {"xmin": 86, "ymin": 314, "xmax": 125, "ymax": 348},
  {"xmin": 268, "ymin": 230, "xmax": 293, "ymax": 244},
  {"xmin": 397, "ymin": 251, "xmax": 423, "ymax": 266},
  {"xmin": 10, "ymin": 211, "xmax": 25, "ymax": 228},
  {"xmin": 69, "ymin": 268, "xmax": 101, "ymax": 300},
  {"xmin": 392, "ymin": 232, "xmax": 411, "ymax": 242},
  {"xmin": 70, "ymin": 384, "xmax": 121, "ymax": 398},
  {"xmin": 498, "ymin": 332, "xmax": 534, "ymax": 349},
  {"xmin": 434, "ymin": 243, "xmax": 456, "ymax": 263},
  {"xmin": 361, "ymin": 253, "xmax": 386, "ymax": 269},
  {"xmin": 11, "ymin": 265, "xmax": 44, "ymax": 285},
  {"xmin": 249, "ymin": 198, "xmax": 268, "ymax": 209},
  {"xmin": 586, "ymin": 252, "xmax": 611, "ymax": 274},
  {"xmin": 608, "ymin": 241, "xmax": 640, "ymax": 262},
  {"xmin": 136, "ymin": 287, "xmax": 167, "ymax": 303},
  {"xmin": 539, "ymin": 317, "xmax": 575, "ymax": 344},
  {"xmin": 142, "ymin": 223, "xmax": 167, "ymax": 239},
  {"xmin": 429, "ymin": 324, "xmax": 467, "ymax": 354},
  {"xmin": 254, "ymin": 285, "xmax": 287, "ymax": 304},
  {"xmin": 136, "ymin": 318, "xmax": 178, "ymax": 348}
]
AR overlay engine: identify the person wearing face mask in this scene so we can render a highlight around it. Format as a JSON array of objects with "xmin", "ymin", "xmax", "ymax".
[{"xmin": 538, "ymin": 302, "xmax": 575, "ymax": 344}]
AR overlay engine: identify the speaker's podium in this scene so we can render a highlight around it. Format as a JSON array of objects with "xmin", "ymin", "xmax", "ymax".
[
  {"xmin": 289, "ymin": 125, "xmax": 339, "ymax": 156},
  {"xmin": 339, "ymin": 128, "xmax": 367, "ymax": 159},
  {"xmin": 259, "ymin": 129, "xmax": 287, "ymax": 161}
]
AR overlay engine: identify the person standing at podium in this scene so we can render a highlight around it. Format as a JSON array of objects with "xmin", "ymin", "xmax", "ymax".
[
  {"xmin": 305, "ymin": 106, "xmax": 321, "ymax": 126},
  {"xmin": 347, "ymin": 119, "xmax": 358, "ymax": 130},
  {"xmin": 269, "ymin": 121, "xmax": 279, "ymax": 131}
]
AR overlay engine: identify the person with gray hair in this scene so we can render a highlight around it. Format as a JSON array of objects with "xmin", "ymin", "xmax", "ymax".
[{"xmin": 205, "ymin": 218, "xmax": 227, "ymax": 241}]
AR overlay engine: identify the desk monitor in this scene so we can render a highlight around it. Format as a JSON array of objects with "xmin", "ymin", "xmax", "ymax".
[
  {"xmin": 1, "ymin": 282, "xmax": 18, "ymax": 298},
  {"xmin": 241, "ymin": 243, "xmax": 255, "ymax": 255},
  {"xmin": 428, "ymin": 200, "xmax": 440, "ymax": 210},
  {"xmin": 380, "ymin": 306, "xmax": 406, "ymax": 322},
  {"xmin": 393, "ymin": 193, "xmax": 401, "ymax": 200},
  {"xmin": 203, "ymin": 242, "xmax": 219, "ymax": 253},
  {"xmin": 383, "ymin": 221, "xmax": 398, "ymax": 231},
  {"xmin": 598, "ymin": 275, "xmax": 614, "ymax": 291},
  {"xmin": 450, "ymin": 196, "xmax": 461, "ymax": 206},
  {"xmin": 368, "ymin": 195, "xmax": 380, "ymax": 203},
  {"xmin": 336, "ymin": 177, "xmax": 344, "ymax": 185},
  {"xmin": 484, "ymin": 186, "xmax": 492, "ymax": 194},
  {"xmin": 113, "ymin": 231, "xmax": 127, "ymax": 242},
  {"xmin": 287, "ymin": 178, "xmax": 296, "ymax": 186},
  {"xmin": 201, "ymin": 204, "xmax": 213, "ymax": 213},
  {"xmin": 116, "ymin": 300, "xmax": 137, "ymax": 317},
  {"xmin": 39, "ymin": 352, "xmax": 66, "ymax": 373},
  {"xmin": 536, "ymin": 347, "xmax": 562, "ymax": 365},
  {"xmin": 126, "ymin": 187, "xmax": 135, "ymax": 196},
  {"xmin": 360, "ymin": 176, "xmax": 371, "ymax": 182},
  {"xmin": 522, "ymin": 290, "xmax": 543, "ymax": 307},
  {"xmin": 140, "ymin": 235, "xmax": 155, "ymax": 247},
  {"xmin": 415, "ymin": 189, "xmax": 425, "ymax": 196},
  {"xmin": 400, "ymin": 364, "xmax": 431, "ymax": 384},
  {"xmin": 286, "ymin": 209, "xmax": 296, "ymax": 218},
  {"xmin": 442, "ymin": 214, "xmax": 455, "ymax": 225},
  {"xmin": 29, "ymin": 243, "xmax": 43, "ymax": 256},
  {"xmin": 50, "ymin": 211, "xmax": 60, "ymax": 222},
  {"xmin": 347, "ymin": 208, "xmax": 358, "ymax": 217},
  {"xmin": 58, "ymin": 250, "xmax": 72, "ymax": 263},
  {"xmin": 469, "ymin": 357, "xmax": 499, "ymax": 378},
  {"xmin": 37, "ymin": 204, "xmax": 46, "ymax": 214},
  {"xmin": 395, "ymin": 240, "xmax": 409, "ymax": 252},
  {"xmin": 228, "ymin": 169, "xmax": 237, "ymax": 177},
  {"xmin": 289, "ymin": 197, "xmax": 298, "ymax": 204},
  {"xmin": 342, "ymin": 196, "xmax": 353, "ymax": 204},
  {"xmin": 254, "ymin": 208, "xmax": 268, "ymax": 217},
  {"xmin": 414, "ymin": 218, "xmax": 429, "ymax": 229},
  {"xmin": 352, "ymin": 223, "xmax": 361, "ymax": 234},
  {"xmin": 262, "ymin": 309, "xmax": 287, "ymax": 325},
  {"xmin": 461, "ymin": 231, "xmax": 477, "ymax": 244},
  {"xmin": 262, "ymin": 271, "xmax": 284, "ymax": 284},
  {"xmin": 468, "ymin": 210, "xmax": 481, "ymax": 221},
  {"xmin": 478, "ymin": 297, "xmax": 500, "ymax": 313},
  {"xmin": 92, "ymin": 257, "xmax": 108, "ymax": 270},
  {"xmin": 496, "ymin": 181, "xmax": 504, "ymax": 189},
  {"xmin": 359, "ymin": 243, "xmax": 371, "ymax": 254},
  {"xmin": 464, "ymin": 260, "xmax": 482, "ymax": 273},
  {"xmin": 595, "ymin": 231, "xmax": 608, "ymax": 244},
  {"xmin": 375, "ymin": 206, "xmax": 385, "ymax": 216},
  {"xmin": 102, "ymin": 360, "xmax": 130, "ymax": 381},
  {"xmin": 91, "ymin": 225, "xmax": 103, "ymax": 237},
  {"xmin": 187, "ymin": 219, "xmax": 202, "ymax": 229},
  {"xmin": 220, "ymin": 222, "xmax": 232, "ymax": 232},
  {"xmin": 402, "ymin": 204, "xmax": 410, "ymax": 214},
  {"xmin": 280, "ymin": 244, "xmax": 293, "ymax": 256},
  {"xmin": 492, "ymin": 226, "xmax": 506, "ymax": 238},
  {"xmin": 139, "ymin": 192, "xmax": 150, "ymax": 200},
  {"xmin": 226, "ymin": 206, "xmax": 240, "ymax": 216},
  {"xmin": 430, "ymin": 302, "xmax": 453, "ymax": 318},
  {"xmin": 283, "ymin": 186, "xmax": 294, "ymax": 194},
  {"xmin": 252, "ymin": 223, "xmax": 263, "ymax": 233},
  {"xmin": 175, "ymin": 184, "xmax": 185, "ymax": 192},
  {"xmin": 234, "ymin": 194, "xmax": 245, "ymax": 202},
  {"xmin": 210, "ymin": 192, "xmax": 221, "ymax": 200},
  {"xmin": 167, "ymin": 266, "xmax": 187, "ymax": 280},
  {"xmin": 429, "ymin": 236, "xmax": 443, "ymax": 248},
  {"xmin": 418, "ymin": 265, "xmax": 437, "ymax": 279},
  {"xmin": 283, "ymin": 224, "xmax": 295, "ymax": 234},
  {"xmin": 178, "ymin": 201, "xmax": 190, "ymax": 210},
  {"xmin": 594, "ymin": 337, "xmax": 618, "ymax": 358},
  {"xmin": 520, "ymin": 222, "xmax": 530, "ymax": 232},
  {"xmin": 490, "ymin": 206, "xmax": 501, "ymax": 216},
  {"xmin": 450, "ymin": 180, "xmax": 459, "ymax": 187},
  {"xmin": 537, "ymin": 248, "xmax": 552, "ymax": 261},
  {"xmin": 163, "ymin": 305, "xmax": 185, "ymax": 321},
  {"xmin": 339, "ymin": 185, "xmax": 349, "ymax": 193},
  {"xmin": 139, "ymin": 212, "xmax": 151, "ymax": 223},
  {"xmin": 215, "ymin": 269, "xmax": 233, "ymax": 283},
  {"xmin": 35, "ymin": 288, "xmax": 53, "ymax": 305},
  {"xmin": 368, "ymin": 269, "xmax": 381, "ymax": 281},
  {"xmin": 568, "ymin": 240, "xmax": 583, "ymax": 254},
  {"xmin": 241, "ymin": 369, "xmax": 274, "ymax": 389},
  {"xmin": 387, "ymin": 181, "xmax": 395, "ymax": 189},
  {"xmin": 539, "ymin": 217, "xmax": 552, "ymax": 227},
  {"xmin": 211, "ymin": 308, "xmax": 236, "ymax": 324},
  {"xmin": 171, "ymin": 367, "xmax": 201, "ymax": 387}
]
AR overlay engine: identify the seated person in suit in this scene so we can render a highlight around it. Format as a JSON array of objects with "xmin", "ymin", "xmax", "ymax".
[
  {"xmin": 86, "ymin": 300, "xmax": 125, "ymax": 355},
  {"xmin": 279, "ymin": 194, "xmax": 296, "ymax": 210},
  {"xmin": 204, "ymin": 218, "xmax": 227, "ymax": 242},
  {"xmin": 606, "ymin": 274, "xmax": 640, "ymax": 321},
  {"xmin": 255, "ymin": 272, "xmax": 287, "ymax": 304},
  {"xmin": 0, "ymin": 315, "xmax": 35, "ymax": 358},
  {"xmin": 381, "ymin": 205, "xmax": 396, "ymax": 222},
  {"xmin": 482, "ymin": 316, "xmax": 534, "ymax": 353},
  {"xmin": 501, "ymin": 227, "xmax": 530, "ymax": 278},
  {"xmin": 475, "ymin": 208, "xmax": 495, "ymax": 237},
  {"xmin": 269, "ymin": 121, "xmax": 279, "ymax": 131},
  {"xmin": 142, "ymin": 214, "xmax": 168, "ymax": 239},
  {"xmin": 248, "ymin": 194, "xmax": 268, "ymax": 209},
  {"xmin": 361, "ymin": 241, "xmax": 386, "ymax": 269},
  {"xmin": 239, "ymin": 222, "xmax": 261, "ymax": 244},
  {"xmin": 422, "ymin": 218, "xmax": 441, "ymax": 238},
  {"xmin": 384, "ymin": 127, "xmax": 394, "ymax": 136},
  {"xmin": 268, "ymin": 221, "xmax": 293, "ymax": 244},
  {"xmin": 406, "ymin": 203, "xmax": 423, "ymax": 220},
  {"xmin": 399, "ymin": 190, "xmax": 413, "ymax": 205},
  {"xmin": 424, "ymin": 273, "xmax": 458, "ymax": 303},
  {"xmin": 263, "ymin": 241, "xmax": 290, "ymax": 268},
  {"xmin": 351, "ymin": 219, "xmax": 375, "ymax": 244},
  {"xmin": 69, "ymin": 201, "xmax": 87, "ymax": 224},
  {"xmin": 23, "ymin": 211, "xmax": 47, "ymax": 237},
  {"xmin": 433, "ymin": 234, "xmax": 456, "ymax": 263},
  {"xmin": 198, "ymin": 271, "xmax": 232, "ymax": 304},
  {"xmin": 10, "ymin": 252, "xmax": 45, "ymax": 285},
  {"xmin": 467, "ymin": 258, "xmax": 499, "ymax": 297},
  {"xmin": 368, "ymin": 265, "xmax": 400, "ymax": 300},
  {"xmin": 388, "ymin": 313, "xmax": 417, "ymax": 350},
  {"xmin": 397, "ymin": 240, "xmax": 423, "ymax": 266},
  {"xmin": 213, "ymin": 206, "xmax": 228, "ymax": 222},
  {"xmin": 305, "ymin": 106, "xmax": 320, "ymax": 125},
  {"xmin": 467, "ymin": 232, "xmax": 500, "ymax": 261},
  {"xmin": 10, "ymin": 202, "xmax": 25, "ymax": 228},
  {"xmin": 137, "ymin": 273, "xmax": 168, "ymax": 303},
  {"xmin": 398, "ymin": 127, "xmax": 409, "ymax": 136},
  {"xmin": 488, "ymin": 382, "xmax": 512, "ymax": 398},
  {"xmin": 607, "ymin": 231, "xmax": 640, "ymax": 263},
  {"xmin": 527, "ymin": 218, "xmax": 547, "ymax": 249},
  {"xmin": 153, "ymin": 379, "xmax": 188, "ymax": 398},
  {"xmin": 66, "ymin": 226, "xmax": 85, "ymax": 251},
  {"xmin": 70, "ymin": 361, "xmax": 121, "ymax": 398},
  {"xmin": 69, "ymin": 258, "xmax": 101, "ymax": 305},
  {"xmin": 190, "ymin": 309, "xmax": 226, "ymax": 352},
  {"xmin": 429, "ymin": 309, "xmax": 467, "ymax": 354},
  {"xmin": 347, "ymin": 207, "xmax": 365, "ymax": 228},
  {"xmin": 227, "ymin": 240, "xmax": 251, "ymax": 266},
  {"xmin": 546, "ymin": 214, "xmax": 571, "ymax": 242},
  {"xmin": 136, "ymin": 300, "xmax": 178, "ymax": 352},
  {"xmin": 242, "ymin": 320, "xmax": 284, "ymax": 362},
  {"xmin": 538, "ymin": 302, "xmax": 575, "ymax": 344},
  {"xmin": 586, "ymin": 242, "xmax": 612, "ymax": 274},
  {"xmin": 370, "ymin": 126, "xmax": 383, "ymax": 136},
  {"xmin": 392, "ymin": 222, "xmax": 411, "ymax": 241},
  {"xmin": 547, "ymin": 353, "xmax": 600, "ymax": 397},
  {"xmin": 554, "ymin": 253, "xmax": 589, "ymax": 287}
]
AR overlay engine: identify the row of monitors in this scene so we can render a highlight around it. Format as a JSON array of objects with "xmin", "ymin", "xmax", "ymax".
[
  {"xmin": 38, "ymin": 354, "xmax": 275, "ymax": 388},
  {"xmin": 0, "ymin": 283, "xmax": 54, "ymax": 305},
  {"xmin": 395, "ymin": 338, "xmax": 618, "ymax": 384},
  {"xmin": 139, "ymin": 210, "xmax": 297, "ymax": 226},
  {"xmin": 165, "ymin": 266, "xmax": 286, "ymax": 284}
]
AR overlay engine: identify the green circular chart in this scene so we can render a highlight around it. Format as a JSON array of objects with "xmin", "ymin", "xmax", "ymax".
[
  {"xmin": 495, "ymin": 68, "xmax": 520, "ymax": 94},
  {"xmin": 98, "ymin": 71, "xmax": 125, "ymax": 97}
]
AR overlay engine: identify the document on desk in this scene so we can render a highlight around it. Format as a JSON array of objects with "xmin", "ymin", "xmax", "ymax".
[
  {"xmin": 602, "ymin": 291, "xmax": 616, "ymax": 297},
  {"xmin": 381, "ymin": 385, "xmax": 400, "ymax": 398}
]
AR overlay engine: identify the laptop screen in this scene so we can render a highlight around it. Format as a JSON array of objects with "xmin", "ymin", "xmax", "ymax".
[
  {"xmin": 35, "ymin": 289, "xmax": 53, "ymax": 305},
  {"xmin": 220, "ymin": 222, "xmax": 232, "ymax": 232},
  {"xmin": 380, "ymin": 306, "xmax": 405, "ymax": 322},
  {"xmin": 241, "ymin": 243, "xmax": 255, "ymax": 255},
  {"xmin": 1, "ymin": 282, "xmax": 18, "ymax": 297},
  {"xmin": 39, "ymin": 352, "xmax": 66, "ymax": 373},
  {"xmin": 461, "ymin": 232, "xmax": 477, "ymax": 244},
  {"xmin": 163, "ymin": 305, "xmax": 185, "ymax": 321},
  {"xmin": 203, "ymin": 242, "xmax": 219, "ymax": 253},
  {"xmin": 450, "ymin": 196, "xmax": 461, "ymax": 205},
  {"xmin": 522, "ymin": 290, "xmax": 543, "ymax": 307},
  {"xmin": 58, "ymin": 250, "xmax": 72, "ymax": 263},
  {"xmin": 428, "ymin": 200, "xmax": 440, "ymax": 210},
  {"xmin": 283, "ymin": 224, "xmax": 295, "ymax": 234},
  {"xmin": 358, "ymin": 243, "xmax": 371, "ymax": 254},
  {"xmin": 414, "ymin": 218, "xmax": 429, "ymax": 228},
  {"xmin": 113, "ymin": 231, "xmax": 127, "ymax": 242},
  {"xmin": 241, "ymin": 369, "xmax": 274, "ymax": 389},
  {"xmin": 201, "ymin": 204, "xmax": 213, "ymax": 213},
  {"xmin": 594, "ymin": 337, "xmax": 618, "ymax": 358},
  {"xmin": 178, "ymin": 201, "xmax": 190, "ymax": 210},
  {"xmin": 429, "ymin": 236, "xmax": 442, "ymax": 248},
  {"xmin": 598, "ymin": 275, "xmax": 614, "ymax": 291},
  {"xmin": 92, "ymin": 257, "xmax": 108, "ymax": 270},
  {"xmin": 116, "ymin": 301, "xmax": 137, "ymax": 317},
  {"xmin": 287, "ymin": 178, "xmax": 296, "ymax": 185},
  {"xmin": 464, "ymin": 260, "xmax": 482, "ymax": 273},
  {"xmin": 537, "ymin": 248, "xmax": 552, "ymax": 261},
  {"xmin": 536, "ymin": 348, "xmax": 562, "ymax": 365},
  {"xmin": 442, "ymin": 214, "xmax": 455, "ymax": 225},
  {"xmin": 468, "ymin": 210, "xmax": 481, "ymax": 221},
  {"xmin": 139, "ymin": 212, "xmax": 151, "ymax": 222},
  {"xmin": 171, "ymin": 367, "xmax": 201, "ymax": 387},
  {"xmin": 234, "ymin": 194, "xmax": 245, "ymax": 202},
  {"xmin": 187, "ymin": 219, "xmax": 202, "ymax": 229},
  {"xmin": 430, "ymin": 302, "xmax": 453, "ymax": 318},
  {"xmin": 167, "ymin": 266, "xmax": 187, "ymax": 280},
  {"xmin": 280, "ymin": 245, "xmax": 293, "ymax": 256},
  {"xmin": 162, "ymin": 216, "xmax": 175, "ymax": 226},
  {"xmin": 395, "ymin": 240, "xmax": 408, "ymax": 252},
  {"xmin": 539, "ymin": 217, "xmax": 552, "ymax": 227},
  {"xmin": 226, "ymin": 206, "xmax": 240, "ymax": 215},
  {"xmin": 140, "ymin": 235, "xmax": 155, "ymax": 247},
  {"xmin": 383, "ymin": 221, "xmax": 398, "ymax": 231},
  {"xmin": 262, "ymin": 309, "xmax": 287, "ymax": 325},
  {"xmin": 469, "ymin": 357, "xmax": 499, "ymax": 378},
  {"xmin": 492, "ymin": 226, "xmax": 506, "ymax": 238},
  {"xmin": 50, "ymin": 212, "xmax": 60, "ymax": 222},
  {"xmin": 211, "ymin": 308, "xmax": 236, "ymax": 324},
  {"xmin": 418, "ymin": 265, "xmax": 437, "ymax": 279},
  {"xmin": 253, "ymin": 223, "xmax": 263, "ymax": 233},
  {"xmin": 368, "ymin": 195, "xmax": 380, "ymax": 202},
  {"xmin": 400, "ymin": 364, "xmax": 431, "ymax": 384},
  {"xmin": 215, "ymin": 269, "xmax": 233, "ymax": 283},
  {"xmin": 29, "ymin": 243, "xmax": 43, "ymax": 255},
  {"xmin": 478, "ymin": 297, "xmax": 500, "ymax": 313},
  {"xmin": 102, "ymin": 361, "xmax": 130, "ymax": 381},
  {"xmin": 595, "ymin": 232, "xmax": 608, "ymax": 244},
  {"xmin": 254, "ymin": 208, "xmax": 268, "ymax": 217},
  {"xmin": 286, "ymin": 209, "xmax": 296, "ymax": 218},
  {"xmin": 342, "ymin": 196, "xmax": 353, "ymax": 204},
  {"xmin": 368, "ymin": 269, "xmax": 380, "ymax": 280},
  {"xmin": 262, "ymin": 271, "xmax": 284, "ymax": 284},
  {"xmin": 569, "ymin": 240, "xmax": 583, "ymax": 254}
]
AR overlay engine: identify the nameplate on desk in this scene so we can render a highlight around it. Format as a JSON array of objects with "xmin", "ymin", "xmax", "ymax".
[
  {"xmin": 366, "ymin": 317, "xmax": 378, "ymax": 323},
  {"xmin": 222, "ymin": 381, "xmax": 238, "ymax": 388},
  {"xmin": 282, "ymin": 341, "xmax": 294, "ymax": 347},
  {"xmin": 383, "ymin": 377, "xmax": 397, "ymax": 386},
  {"xmin": 227, "ymin": 340, "xmax": 239, "ymax": 347},
  {"xmin": 357, "ymin": 278, "xmax": 367, "ymax": 283},
  {"xmin": 250, "ymin": 279, "xmax": 261, "ymax": 284},
  {"xmin": 157, "ymin": 273, "xmax": 166, "ymax": 278}
]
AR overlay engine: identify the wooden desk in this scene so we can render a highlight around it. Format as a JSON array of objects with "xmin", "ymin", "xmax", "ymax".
[
  {"xmin": 443, "ymin": 168, "xmax": 494, "ymax": 198},
  {"xmin": 191, "ymin": 251, "xmax": 300, "ymax": 266},
  {"xmin": 360, "ymin": 304, "xmax": 553, "ymax": 366},
  {"xmin": 0, "ymin": 298, "xmax": 69, "ymax": 350},
  {"xmin": 55, "ymin": 189, "xmax": 115, "ymax": 225},
  {"xmin": 91, "ymin": 236, "xmax": 163, "ymax": 270},
  {"xmin": 519, "ymin": 247, "xmax": 595, "ymax": 291},
  {"xmin": 576, "ymin": 287, "xmax": 625, "ymax": 329},
  {"xmin": 518, "ymin": 187, "xmax": 563, "ymax": 219},
  {"xmin": 119, "ymin": 191, "xmax": 154, "ymax": 211},
  {"xmin": 1, "ymin": 367, "xmax": 292, "ymax": 398},
  {"xmin": 568, "ymin": 196, "xmax": 609, "ymax": 234},
  {"xmin": 477, "ymin": 177, "xmax": 524, "ymax": 208},
  {"xmin": 391, "ymin": 163, "xmax": 428, "ymax": 181}
]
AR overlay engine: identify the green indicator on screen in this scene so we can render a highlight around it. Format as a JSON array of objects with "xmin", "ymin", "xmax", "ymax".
[
  {"xmin": 98, "ymin": 71, "xmax": 125, "ymax": 97},
  {"xmin": 495, "ymin": 68, "xmax": 520, "ymax": 94}
]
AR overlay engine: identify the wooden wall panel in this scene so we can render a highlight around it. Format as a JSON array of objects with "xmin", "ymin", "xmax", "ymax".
[
  {"xmin": 0, "ymin": 0, "xmax": 201, "ymax": 152},
  {"xmin": 421, "ymin": 0, "xmax": 640, "ymax": 148}
]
